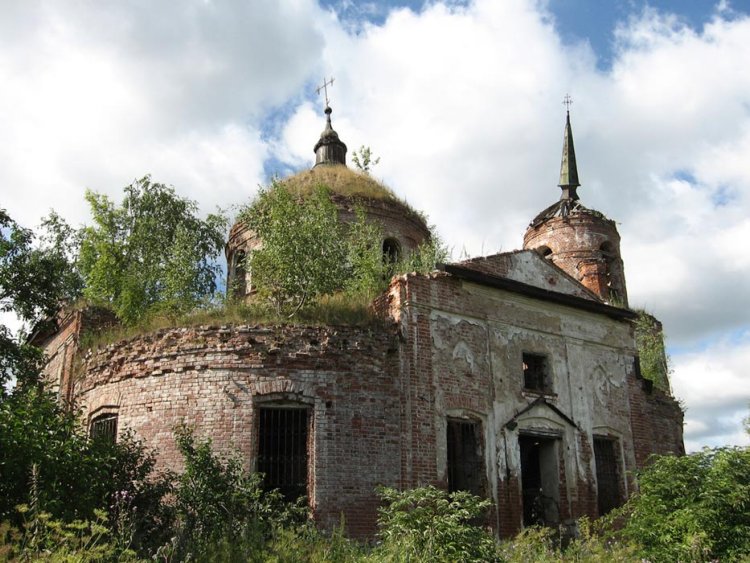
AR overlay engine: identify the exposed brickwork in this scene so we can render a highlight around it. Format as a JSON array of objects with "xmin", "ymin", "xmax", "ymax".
[
  {"xmin": 40, "ymin": 253, "xmax": 683, "ymax": 541},
  {"xmin": 523, "ymin": 211, "xmax": 628, "ymax": 306},
  {"xmin": 386, "ymin": 256, "xmax": 682, "ymax": 537},
  {"xmin": 39, "ymin": 249, "xmax": 683, "ymax": 542},
  {"xmin": 76, "ymin": 324, "xmax": 401, "ymax": 538},
  {"xmin": 31, "ymin": 306, "xmax": 117, "ymax": 405},
  {"xmin": 627, "ymin": 370, "xmax": 685, "ymax": 467}
]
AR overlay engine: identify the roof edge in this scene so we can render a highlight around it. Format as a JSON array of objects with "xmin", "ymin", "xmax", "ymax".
[{"xmin": 439, "ymin": 263, "xmax": 637, "ymax": 320}]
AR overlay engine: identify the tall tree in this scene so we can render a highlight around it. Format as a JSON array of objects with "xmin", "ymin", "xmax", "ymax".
[
  {"xmin": 239, "ymin": 181, "xmax": 449, "ymax": 316},
  {"xmin": 240, "ymin": 182, "xmax": 350, "ymax": 316},
  {"xmin": 0, "ymin": 210, "xmax": 82, "ymax": 392},
  {"xmin": 79, "ymin": 176, "xmax": 226, "ymax": 324}
]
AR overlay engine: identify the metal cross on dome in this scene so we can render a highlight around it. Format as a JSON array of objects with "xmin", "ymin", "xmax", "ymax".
[
  {"xmin": 563, "ymin": 94, "xmax": 573, "ymax": 111},
  {"xmin": 316, "ymin": 76, "xmax": 335, "ymax": 108}
]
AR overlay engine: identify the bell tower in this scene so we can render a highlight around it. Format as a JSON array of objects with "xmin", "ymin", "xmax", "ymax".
[{"xmin": 523, "ymin": 99, "xmax": 628, "ymax": 306}]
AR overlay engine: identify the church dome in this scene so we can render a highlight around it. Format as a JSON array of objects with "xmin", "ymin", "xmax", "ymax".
[{"xmin": 226, "ymin": 108, "xmax": 430, "ymax": 301}]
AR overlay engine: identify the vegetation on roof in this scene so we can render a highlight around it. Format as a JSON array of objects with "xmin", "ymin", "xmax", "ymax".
[
  {"xmin": 283, "ymin": 165, "xmax": 394, "ymax": 199},
  {"xmin": 281, "ymin": 165, "xmax": 425, "ymax": 223},
  {"xmin": 634, "ymin": 309, "xmax": 672, "ymax": 392},
  {"xmin": 237, "ymin": 180, "xmax": 446, "ymax": 318},
  {"xmin": 78, "ymin": 293, "xmax": 381, "ymax": 352}
]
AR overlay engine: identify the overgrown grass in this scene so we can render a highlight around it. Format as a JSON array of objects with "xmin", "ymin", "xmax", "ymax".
[
  {"xmin": 633, "ymin": 309, "xmax": 671, "ymax": 392},
  {"xmin": 281, "ymin": 165, "xmax": 424, "ymax": 222},
  {"xmin": 78, "ymin": 293, "xmax": 380, "ymax": 352},
  {"xmin": 282, "ymin": 166, "xmax": 397, "ymax": 201}
]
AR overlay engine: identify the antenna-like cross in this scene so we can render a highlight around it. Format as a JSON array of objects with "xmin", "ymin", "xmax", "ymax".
[
  {"xmin": 563, "ymin": 93, "xmax": 573, "ymax": 112},
  {"xmin": 316, "ymin": 76, "xmax": 335, "ymax": 108}
]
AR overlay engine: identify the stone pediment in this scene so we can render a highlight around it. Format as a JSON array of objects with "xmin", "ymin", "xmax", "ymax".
[
  {"xmin": 504, "ymin": 396, "xmax": 579, "ymax": 432},
  {"xmin": 456, "ymin": 250, "xmax": 601, "ymax": 302}
]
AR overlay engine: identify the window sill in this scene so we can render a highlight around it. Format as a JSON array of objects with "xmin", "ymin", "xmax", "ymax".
[{"xmin": 522, "ymin": 389, "xmax": 557, "ymax": 400}]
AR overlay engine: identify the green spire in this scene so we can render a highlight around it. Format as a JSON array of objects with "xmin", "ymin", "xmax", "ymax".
[{"xmin": 558, "ymin": 108, "xmax": 580, "ymax": 200}]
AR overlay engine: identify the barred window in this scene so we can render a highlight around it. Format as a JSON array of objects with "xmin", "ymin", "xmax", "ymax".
[
  {"xmin": 257, "ymin": 407, "xmax": 310, "ymax": 501},
  {"xmin": 90, "ymin": 413, "xmax": 118, "ymax": 443},
  {"xmin": 594, "ymin": 437, "xmax": 622, "ymax": 516},
  {"xmin": 447, "ymin": 418, "xmax": 484, "ymax": 496}
]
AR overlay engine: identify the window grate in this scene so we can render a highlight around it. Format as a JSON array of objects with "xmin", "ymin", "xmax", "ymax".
[
  {"xmin": 257, "ymin": 407, "xmax": 309, "ymax": 501},
  {"xmin": 523, "ymin": 353, "xmax": 551, "ymax": 392},
  {"xmin": 90, "ymin": 413, "xmax": 118, "ymax": 443},
  {"xmin": 447, "ymin": 419, "xmax": 483, "ymax": 495},
  {"xmin": 594, "ymin": 438, "xmax": 621, "ymax": 516}
]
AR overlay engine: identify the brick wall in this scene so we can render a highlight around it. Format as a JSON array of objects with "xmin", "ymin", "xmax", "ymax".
[
  {"xmin": 60, "ymin": 264, "xmax": 683, "ymax": 541},
  {"xmin": 627, "ymin": 370, "xmax": 685, "ymax": 468},
  {"xmin": 76, "ymin": 323, "xmax": 401, "ymax": 538},
  {"xmin": 523, "ymin": 211, "xmax": 628, "ymax": 305},
  {"xmin": 32, "ymin": 306, "xmax": 117, "ymax": 404}
]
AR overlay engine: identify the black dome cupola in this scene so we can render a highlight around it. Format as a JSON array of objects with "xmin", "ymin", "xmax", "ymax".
[{"xmin": 313, "ymin": 105, "xmax": 347, "ymax": 167}]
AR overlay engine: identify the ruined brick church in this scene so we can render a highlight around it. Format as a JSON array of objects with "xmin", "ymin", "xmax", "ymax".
[{"xmin": 35, "ymin": 101, "xmax": 684, "ymax": 539}]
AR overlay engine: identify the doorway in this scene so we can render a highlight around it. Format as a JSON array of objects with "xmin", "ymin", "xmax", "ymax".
[{"xmin": 519, "ymin": 434, "xmax": 560, "ymax": 527}]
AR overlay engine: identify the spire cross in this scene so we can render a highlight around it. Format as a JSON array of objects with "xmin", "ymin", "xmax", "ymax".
[
  {"xmin": 316, "ymin": 76, "xmax": 335, "ymax": 108},
  {"xmin": 563, "ymin": 93, "xmax": 573, "ymax": 112}
]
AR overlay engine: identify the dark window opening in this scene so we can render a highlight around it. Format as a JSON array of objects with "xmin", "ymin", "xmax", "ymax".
[
  {"xmin": 447, "ymin": 419, "xmax": 484, "ymax": 496},
  {"xmin": 520, "ymin": 435, "xmax": 560, "ymax": 527},
  {"xmin": 382, "ymin": 238, "xmax": 401, "ymax": 265},
  {"xmin": 523, "ymin": 353, "xmax": 551, "ymax": 393},
  {"xmin": 538, "ymin": 246, "xmax": 553, "ymax": 259},
  {"xmin": 233, "ymin": 250, "xmax": 247, "ymax": 297},
  {"xmin": 257, "ymin": 407, "xmax": 309, "ymax": 502},
  {"xmin": 90, "ymin": 413, "xmax": 118, "ymax": 443},
  {"xmin": 599, "ymin": 242, "xmax": 620, "ymax": 302},
  {"xmin": 594, "ymin": 437, "xmax": 621, "ymax": 516},
  {"xmin": 633, "ymin": 356, "xmax": 642, "ymax": 379}
]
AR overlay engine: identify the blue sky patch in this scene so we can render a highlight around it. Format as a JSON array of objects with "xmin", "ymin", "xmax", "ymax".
[
  {"xmin": 669, "ymin": 325, "xmax": 750, "ymax": 357},
  {"xmin": 673, "ymin": 169, "xmax": 697, "ymax": 185}
]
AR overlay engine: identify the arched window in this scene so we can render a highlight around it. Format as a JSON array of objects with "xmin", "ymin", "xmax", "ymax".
[
  {"xmin": 446, "ymin": 417, "xmax": 484, "ymax": 496},
  {"xmin": 90, "ymin": 412, "xmax": 118, "ymax": 443},
  {"xmin": 382, "ymin": 238, "xmax": 401, "ymax": 265},
  {"xmin": 537, "ymin": 246, "xmax": 553, "ymax": 259},
  {"xmin": 256, "ymin": 404, "xmax": 311, "ymax": 502},
  {"xmin": 233, "ymin": 250, "xmax": 247, "ymax": 298},
  {"xmin": 593, "ymin": 436, "xmax": 623, "ymax": 516},
  {"xmin": 599, "ymin": 241, "xmax": 620, "ymax": 302}
]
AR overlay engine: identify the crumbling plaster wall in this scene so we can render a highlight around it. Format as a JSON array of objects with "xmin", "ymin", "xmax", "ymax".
[
  {"xmin": 459, "ymin": 250, "xmax": 601, "ymax": 302},
  {"xmin": 388, "ymin": 271, "xmax": 644, "ymax": 536}
]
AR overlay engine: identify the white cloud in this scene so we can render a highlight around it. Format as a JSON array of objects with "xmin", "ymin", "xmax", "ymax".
[
  {"xmin": 0, "ymin": 0, "xmax": 327, "ymax": 225},
  {"xmin": 675, "ymin": 332, "xmax": 750, "ymax": 452}
]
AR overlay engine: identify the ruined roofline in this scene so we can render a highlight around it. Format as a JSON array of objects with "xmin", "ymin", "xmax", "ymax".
[
  {"xmin": 455, "ymin": 249, "xmax": 604, "ymax": 303},
  {"xmin": 527, "ymin": 198, "xmax": 614, "ymax": 229},
  {"xmin": 439, "ymin": 263, "xmax": 637, "ymax": 321}
]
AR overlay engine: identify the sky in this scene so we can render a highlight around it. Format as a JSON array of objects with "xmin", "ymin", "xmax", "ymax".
[{"xmin": 1, "ymin": 0, "xmax": 749, "ymax": 452}]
